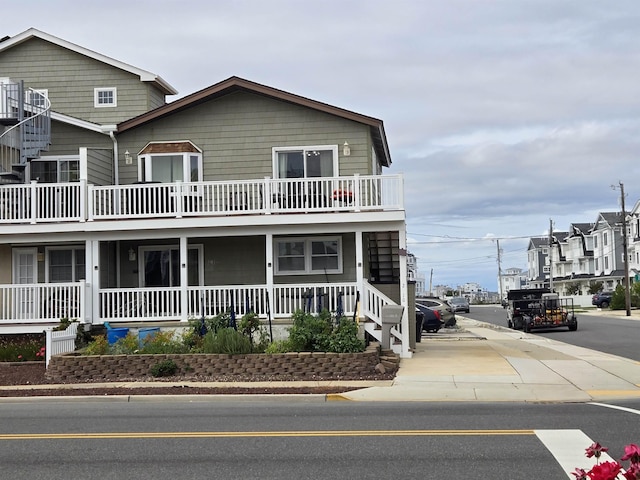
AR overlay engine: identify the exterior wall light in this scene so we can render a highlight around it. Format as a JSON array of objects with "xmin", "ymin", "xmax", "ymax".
[{"xmin": 343, "ymin": 142, "xmax": 351, "ymax": 156}]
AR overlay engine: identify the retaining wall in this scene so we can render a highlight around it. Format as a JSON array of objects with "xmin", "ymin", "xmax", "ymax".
[{"xmin": 46, "ymin": 344, "xmax": 386, "ymax": 382}]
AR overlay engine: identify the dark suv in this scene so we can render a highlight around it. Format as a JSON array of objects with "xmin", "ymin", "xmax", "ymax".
[{"xmin": 592, "ymin": 291, "xmax": 613, "ymax": 308}]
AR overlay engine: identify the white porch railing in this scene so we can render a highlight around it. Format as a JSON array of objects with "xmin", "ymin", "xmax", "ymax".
[
  {"xmin": 0, "ymin": 180, "xmax": 84, "ymax": 223},
  {"xmin": 45, "ymin": 321, "xmax": 79, "ymax": 367},
  {"xmin": 0, "ymin": 282, "xmax": 85, "ymax": 323},
  {"xmin": 362, "ymin": 280, "xmax": 404, "ymax": 353},
  {"xmin": 99, "ymin": 283, "xmax": 359, "ymax": 322}
]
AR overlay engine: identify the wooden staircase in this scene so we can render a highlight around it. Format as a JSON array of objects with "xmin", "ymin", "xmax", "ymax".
[{"xmin": 368, "ymin": 231, "xmax": 400, "ymax": 283}]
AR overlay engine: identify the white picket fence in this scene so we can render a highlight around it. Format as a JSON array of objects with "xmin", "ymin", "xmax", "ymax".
[{"xmin": 45, "ymin": 322, "xmax": 78, "ymax": 367}]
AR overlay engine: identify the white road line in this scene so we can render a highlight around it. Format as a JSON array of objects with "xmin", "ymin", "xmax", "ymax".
[
  {"xmin": 535, "ymin": 429, "xmax": 616, "ymax": 479},
  {"xmin": 589, "ymin": 402, "xmax": 640, "ymax": 416}
]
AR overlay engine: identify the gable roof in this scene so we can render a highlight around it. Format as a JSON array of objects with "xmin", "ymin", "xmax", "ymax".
[
  {"xmin": 594, "ymin": 211, "xmax": 622, "ymax": 229},
  {"xmin": 0, "ymin": 28, "xmax": 177, "ymax": 95},
  {"xmin": 117, "ymin": 76, "xmax": 392, "ymax": 167}
]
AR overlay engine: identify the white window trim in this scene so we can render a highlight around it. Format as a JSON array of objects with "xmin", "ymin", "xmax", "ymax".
[
  {"xmin": 44, "ymin": 246, "xmax": 85, "ymax": 283},
  {"xmin": 94, "ymin": 87, "xmax": 117, "ymax": 108},
  {"xmin": 28, "ymin": 155, "xmax": 81, "ymax": 183},
  {"xmin": 272, "ymin": 145, "xmax": 339, "ymax": 178},
  {"xmin": 274, "ymin": 236, "xmax": 343, "ymax": 275},
  {"xmin": 139, "ymin": 152, "xmax": 203, "ymax": 183},
  {"xmin": 26, "ymin": 88, "xmax": 48, "ymax": 107},
  {"xmin": 137, "ymin": 244, "xmax": 204, "ymax": 287}
]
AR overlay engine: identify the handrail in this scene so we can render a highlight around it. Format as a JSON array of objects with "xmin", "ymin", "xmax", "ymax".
[{"xmin": 0, "ymin": 84, "xmax": 51, "ymax": 174}]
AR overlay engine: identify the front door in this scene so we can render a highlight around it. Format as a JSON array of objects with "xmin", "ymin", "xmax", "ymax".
[{"xmin": 12, "ymin": 248, "xmax": 37, "ymax": 319}]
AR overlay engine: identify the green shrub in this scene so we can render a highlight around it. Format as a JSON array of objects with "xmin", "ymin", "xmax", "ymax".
[
  {"xmin": 264, "ymin": 339, "xmax": 292, "ymax": 354},
  {"xmin": 287, "ymin": 309, "xmax": 332, "ymax": 352},
  {"xmin": 201, "ymin": 327, "xmax": 253, "ymax": 354},
  {"xmin": 0, "ymin": 334, "xmax": 45, "ymax": 362},
  {"xmin": 611, "ymin": 284, "xmax": 626, "ymax": 310},
  {"xmin": 84, "ymin": 335, "xmax": 110, "ymax": 355},
  {"xmin": 111, "ymin": 332, "xmax": 140, "ymax": 354},
  {"xmin": 328, "ymin": 317, "xmax": 365, "ymax": 353},
  {"xmin": 149, "ymin": 359, "xmax": 178, "ymax": 377},
  {"xmin": 139, "ymin": 330, "xmax": 189, "ymax": 354}
]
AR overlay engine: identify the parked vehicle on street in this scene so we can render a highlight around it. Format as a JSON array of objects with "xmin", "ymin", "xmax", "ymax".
[
  {"xmin": 449, "ymin": 296, "xmax": 470, "ymax": 313},
  {"xmin": 416, "ymin": 297, "xmax": 456, "ymax": 327},
  {"xmin": 416, "ymin": 304, "xmax": 443, "ymax": 333},
  {"xmin": 592, "ymin": 291, "xmax": 613, "ymax": 308},
  {"xmin": 507, "ymin": 288, "xmax": 550, "ymax": 330},
  {"xmin": 507, "ymin": 289, "xmax": 577, "ymax": 332}
]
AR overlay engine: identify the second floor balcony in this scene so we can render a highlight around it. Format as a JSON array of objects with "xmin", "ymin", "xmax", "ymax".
[{"xmin": 0, "ymin": 174, "xmax": 403, "ymax": 226}]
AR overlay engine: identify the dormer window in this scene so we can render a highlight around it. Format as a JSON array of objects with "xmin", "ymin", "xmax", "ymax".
[{"xmin": 94, "ymin": 87, "xmax": 117, "ymax": 107}]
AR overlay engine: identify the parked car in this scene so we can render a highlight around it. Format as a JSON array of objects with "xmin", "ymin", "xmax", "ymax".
[
  {"xmin": 416, "ymin": 305, "xmax": 443, "ymax": 333},
  {"xmin": 592, "ymin": 292, "xmax": 613, "ymax": 308},
  {"xmin": 416, "ymin": 298, "xmax": 456, "ymax": 327},
  {"xmin": 449, "ymin": 296, "xmax": 470, "ymax": 313}
]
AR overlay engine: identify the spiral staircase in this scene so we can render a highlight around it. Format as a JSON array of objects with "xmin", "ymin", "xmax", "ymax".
[{"xmin": 0, "ymin": 79, "xmax": 51, "ymax": 183}]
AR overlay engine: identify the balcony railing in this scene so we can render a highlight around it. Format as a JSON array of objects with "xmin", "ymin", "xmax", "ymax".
[{"xmin": 0, "ymin": 175, "xmax": 403, "ymax": 224}]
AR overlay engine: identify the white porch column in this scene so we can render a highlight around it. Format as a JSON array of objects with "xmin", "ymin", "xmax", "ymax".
[
  {"xmin": 266, "ymin": 233, "xmax": 274, "ymax": 315},
  {"xmin": 180, "ymin": 236, "xmax": 188, "ymax": 322},
  {"xmin": 89, "ymin": 239, "xmax": 100, "ymax": 325},
  {"xmin": 355, "ymin": 230, "xmax": 364, "ymax": 320},
  {"xmin": 398, "ymin": 225, "xmax": 411, "ymax": 358}
]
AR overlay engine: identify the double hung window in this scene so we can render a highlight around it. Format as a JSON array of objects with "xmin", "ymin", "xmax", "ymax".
[
  {"xmin": 46, "ymin": 247, "xmax": 85, "ymax": 282},
  {"xmin": 275, "ymin": 237, "xmax": 341, "ymax": 275}
]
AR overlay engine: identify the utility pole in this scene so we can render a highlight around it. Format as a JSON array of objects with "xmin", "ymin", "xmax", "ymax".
[
  {"xmin": 429, "ymin": 268, "xmax": 433, "ymax": 296},
  {"xmin": 615, "ymin": 181, "xmax": 632, "ymax": 316},
  {"xmin": 496, "ymin": 240, "xmax": 504, "ymax": 300},
  {"xmin": 548, "ymin": 219, "xmax": 554, "ymax": 292}
]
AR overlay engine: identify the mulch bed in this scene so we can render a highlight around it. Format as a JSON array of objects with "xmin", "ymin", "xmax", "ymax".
[{"xmin": 0, "ymin": 362, "xmax": 386, "ymax": 397}]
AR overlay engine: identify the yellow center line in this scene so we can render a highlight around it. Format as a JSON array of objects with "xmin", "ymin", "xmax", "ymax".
[{"xmin": 0, "ymin": 429, "xmax": 535, "ymax": 440}]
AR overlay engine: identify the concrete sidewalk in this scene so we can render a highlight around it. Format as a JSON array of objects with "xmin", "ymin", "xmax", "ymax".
[
  {"xmin": 2, "ymin": 314, "xmax": 640, "ymax": 403},
  {"xmin": 336, "ymin": 317, "xmax": 640, "ymax": 402}
]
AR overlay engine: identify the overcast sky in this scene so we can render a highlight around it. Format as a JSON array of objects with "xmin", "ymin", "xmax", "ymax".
[{"xmin": 7, "ymin": 1, "xmax": 640, "ymax": 291}]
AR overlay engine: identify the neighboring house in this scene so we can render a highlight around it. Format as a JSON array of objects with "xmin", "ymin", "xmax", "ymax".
[
  {"xmin": 591, "ymin": 212, "xmax": 625, "ymax": 291},
  {"xmin": 0, "ymin": 29, "xmax": 411, "ymax": 356},
  {"xmin": 524, "ymin": 214, "xmax": 627, "ymax": 295},
  {"xmin": 498, "ymin": 267, "xmax": 527, "ymax": 298},
  {"xmin": 526, "ymin": 237, "xmax": 550, "ymax": 289},
  {"xmin": 626, "ymin": 200, "xmax": 640, "ymax": 282}
]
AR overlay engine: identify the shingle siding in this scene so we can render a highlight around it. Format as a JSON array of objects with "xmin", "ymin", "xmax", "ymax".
[
  {"xmin": 0, "ymin": 38, "xmax": 166, "ymax": 123},
  {"xmin": 117, "ymin": 91, "xmax": 373, "ymax": 183}
]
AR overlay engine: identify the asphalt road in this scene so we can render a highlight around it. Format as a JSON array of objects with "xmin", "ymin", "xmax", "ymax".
[
  {"xmin": 465, "ymin": 304, "xmax": 640, "ymax": 362},
  {"xmin": 1, "ymin": 400, "xmax": 639, "ymax": 479}
]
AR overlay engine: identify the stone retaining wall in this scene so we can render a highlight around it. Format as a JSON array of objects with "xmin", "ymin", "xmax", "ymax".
[{"xmin": 46, "ymin": 344, "xmax": 388, "ymax": 382}]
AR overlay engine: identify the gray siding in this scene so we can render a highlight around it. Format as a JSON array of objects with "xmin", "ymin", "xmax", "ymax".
[
  {"xmin": 117, "ymin": 91, "xmax": 374, "ymax": 184},
  {"xmin": 49, "ymin": 121, "xmax": 112, "ymax": 156},
  {"xmin": 86, "ymin": 148, "xmax": 114, "ymax": 186},
  {"xmin": 0, "ymin": 38, "xmax": 166, "ymax": 124}
]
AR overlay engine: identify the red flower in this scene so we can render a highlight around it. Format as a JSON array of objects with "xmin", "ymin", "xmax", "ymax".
[
  {"xmin": 587, "ymin": 461, "xmax": 622, "ymax": 480},
  {"xmin": 621, "ymin": 444, "xmax": 640, "ymax": 464},
  {"xmin": 586, "ymin": 442, "xmax": 609, "ymax": 459},
  {"xmin": 622, "ymin": 464, "xmax": 640, "ymax": 480},
  {"xmin": 571, "ymin": 467, "xmax": 588, "ymax": 479}
]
